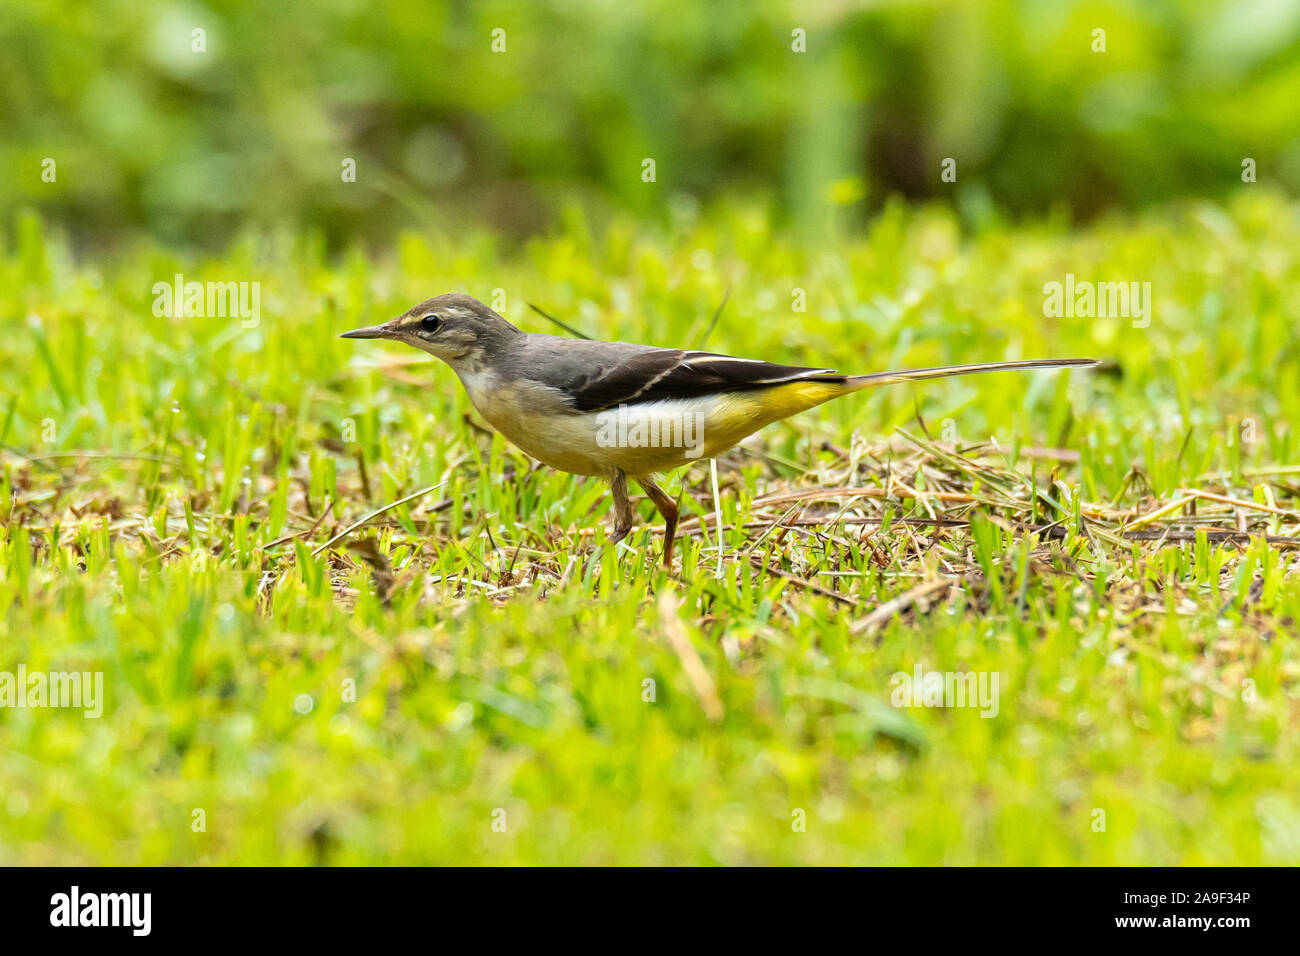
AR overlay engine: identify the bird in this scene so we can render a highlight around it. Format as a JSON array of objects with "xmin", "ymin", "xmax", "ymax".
[{"xmin": 342, "ymin": 293, "xmax": 1096, "ymax": 567}]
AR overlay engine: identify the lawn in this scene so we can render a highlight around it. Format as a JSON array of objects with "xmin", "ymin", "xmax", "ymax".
[{"xmin": 1, "ymin": 191, "xmax": 1298, "ymax": 864}]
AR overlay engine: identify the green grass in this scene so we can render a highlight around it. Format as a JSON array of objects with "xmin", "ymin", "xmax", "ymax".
[{"xmin": 2, "ymin": 191, "xmax": 1299, "ymax": 864}]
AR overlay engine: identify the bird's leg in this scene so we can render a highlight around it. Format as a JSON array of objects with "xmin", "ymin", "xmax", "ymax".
[
  {"xmin": 608, "ymin": 469, "xmax": 635, "ymax": 545},
  {"xmin": 637, "ymin": 475, "xmax": 679, "ymax": 568}
]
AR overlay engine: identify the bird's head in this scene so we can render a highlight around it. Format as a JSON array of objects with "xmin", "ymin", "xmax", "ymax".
[{"xmin": 340, "ymin": 293, "xmax": 521, "ymax": 370}]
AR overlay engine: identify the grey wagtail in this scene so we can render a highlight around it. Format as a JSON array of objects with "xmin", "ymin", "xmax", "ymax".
[{"xmin": 343, "ymin": 293, "xmax": 1096, "ymax": 566}]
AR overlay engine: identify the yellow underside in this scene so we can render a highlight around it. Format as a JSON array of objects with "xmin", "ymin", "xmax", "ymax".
[
  {"xmin": 470, "ymin": 378, "xmax": 853, "ymax": 478},
  {"xmin": 699, "ymin": 381, "xmax": 846, "ymax": 457}
]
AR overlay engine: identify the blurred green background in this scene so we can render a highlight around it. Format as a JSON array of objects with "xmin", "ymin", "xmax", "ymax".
[
  {"xmin": 4, "ymin": 0, "xmax": 1300, "ymax": 247},
  {"xmin": 4, "ymin": 0, "xmax": 1300, "ymax": 867}
]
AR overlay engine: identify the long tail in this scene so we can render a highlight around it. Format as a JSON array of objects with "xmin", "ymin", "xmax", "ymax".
[{"xmin": 842, "ymin": 357, "xmax": 1098, "ymax": 390}]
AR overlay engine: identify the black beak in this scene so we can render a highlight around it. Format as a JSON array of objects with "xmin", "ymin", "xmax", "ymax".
[{"xmin": 340, "ymin": 322, "xmax": 397, "ymax": 340}]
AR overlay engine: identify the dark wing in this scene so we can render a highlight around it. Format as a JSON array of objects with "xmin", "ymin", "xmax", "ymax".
[{"xmin": 556, "ymin": 348, "xmax": 845, "ymax": 413}]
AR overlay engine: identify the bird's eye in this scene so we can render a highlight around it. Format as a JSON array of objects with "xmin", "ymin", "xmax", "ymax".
[{"xmin": 420, "ymin": 313, "xmax": 442, "ymax": 333}]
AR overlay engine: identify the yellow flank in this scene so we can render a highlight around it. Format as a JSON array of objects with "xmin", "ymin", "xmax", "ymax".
[
  {"xmin": 461, "ymin": 373, "xmax": 854, "ymax": 478},
  {"xmin": 759, "ymin": 380, "xmax": 847, "ymax": 418},
  {"xmin": 700, "ymin": 381, "xmax": 846, "ymax": 458}
]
